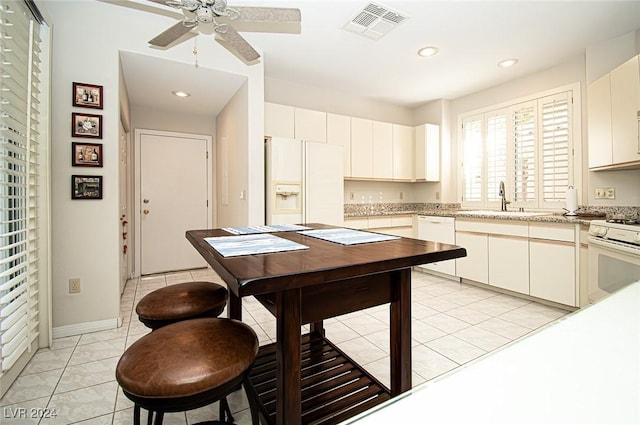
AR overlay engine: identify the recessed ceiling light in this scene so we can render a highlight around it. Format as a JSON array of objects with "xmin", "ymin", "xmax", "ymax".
[
  {"xmin": 417, "ymin": 46, "xmax": 439, "ymax": 57},
  {"xmin": 172, "ymin": 90, "xmax": 191, "ymax": 98},
  {"xmin": 498, "ymin": 58, "xmax": 518, "ymax": 68}
]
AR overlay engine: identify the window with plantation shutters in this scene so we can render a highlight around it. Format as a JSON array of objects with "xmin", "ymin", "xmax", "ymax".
[
  {"xmin": 460, "ymin": 88, "xmax": 574, "ymax": 209},
  {"xmin": 0, "ymin": 0, "xmax": 44, "ymax": 373},
  {"xmin": 540, "ymin": 92, "xmax": 571, "ymax": 207},
  {"xmin": 486, "ymin": 112, "xmax": 507, "ymax": 202},
  {"xmin": 512, "ymin": 101, "xmax": 536, "ymax": 204},
  {"xmin": 462, "ymin": 115, "xmax": 482, "ymax": 203}
]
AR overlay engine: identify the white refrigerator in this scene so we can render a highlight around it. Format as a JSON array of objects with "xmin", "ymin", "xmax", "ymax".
[{"xmin": 265, "ymin": 138, "xmax": 344, "ymax": 226}]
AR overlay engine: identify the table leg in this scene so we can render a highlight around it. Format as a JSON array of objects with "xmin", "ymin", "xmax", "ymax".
[
  {"xmin": 228, "ymin": 291, "xmax": 242, "ymax": 320},
  {"xmin": 390, "ymin": 268, "xmax": 411, "ymax": 395},
  {"xmin": 276, "ymin": 288, "xmax": 302, "ymax": 425}
]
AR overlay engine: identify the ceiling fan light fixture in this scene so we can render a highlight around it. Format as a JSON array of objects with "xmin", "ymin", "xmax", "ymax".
[
  {"xmin": 498, "ymin": 58, "xmax": 518, "ymax": 68},
  {"xmin": 172, "ymin": 90, "xmax": 191, "ymax": 98},
  {"xmin": 417, "ymin": 46, "xmax": 438, "ymax": 57}
]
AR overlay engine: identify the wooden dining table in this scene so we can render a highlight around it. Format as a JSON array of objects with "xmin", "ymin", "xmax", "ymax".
[{"xmin": 186, "ymin": 224, "xmax": 466, "ymax": 425}]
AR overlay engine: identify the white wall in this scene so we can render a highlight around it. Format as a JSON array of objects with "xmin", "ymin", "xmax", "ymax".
[
  {"xmin": 265, "ymin": 76, "xmax": 414, "ymax": 125},
  {"xmin": 44, "ymin": 0, "xmax": 264, "ymax": 333},
  {"xmin": 216, "ymin": 82, "xmax": 252, "ymax": 227}
]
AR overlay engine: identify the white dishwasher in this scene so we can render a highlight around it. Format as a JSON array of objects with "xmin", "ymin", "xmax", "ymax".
[{"xmin": 417, "ymin": 215, "xmax": 457, "ymax": 278}]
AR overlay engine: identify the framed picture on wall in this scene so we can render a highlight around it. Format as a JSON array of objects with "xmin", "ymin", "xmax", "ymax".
[
  {"xmin": 71, "ymin": 175, "xmax": 103, "ymax": 200},
  {"xmin": 73, "ymin": 82, "xmax": 103, "ymax": 109},
  {"xmin": 72, "ymin": 112, "xmax": 102, "ymax": 139},
  {"xmin": 72, "ymin": 142, "xmax": 103, "ymax": 167}
]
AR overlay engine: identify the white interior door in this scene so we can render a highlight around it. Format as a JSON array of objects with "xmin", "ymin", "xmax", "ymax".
[{"xmin": 139, "ymin": 131, "xmax": 209, "ymax": 275}]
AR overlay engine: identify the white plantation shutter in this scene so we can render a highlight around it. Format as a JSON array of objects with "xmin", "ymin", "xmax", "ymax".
[
  {"xmin": 461, "ymin": 89, "xmax": 574, "ymax": 209},
  {"xmin": 462, "ymin": 116, "xmax": 482, "ymax": 203},
  {"xmin": 0, "ymin": 0, "xmax": 43, "ymax": 372},
  {"xmin": 540, "ymin": 92, "xmax": 571, "ymax": 207},
  {"xmin": 512, "ymin": 102, "xmax": 536, "ymax": 204},
  {"xmin": 486, "ymin": 112, "xmax": 507, "ymax": 202}
]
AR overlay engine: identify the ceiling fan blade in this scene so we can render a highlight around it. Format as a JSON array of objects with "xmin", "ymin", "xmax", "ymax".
[
  {"xmin": 227, "ymin": 7, "xmax": 301, "ymax": 34},
  {"xmin": 215, "ymin": 25, "xmax": 260, "ymax": 63},
  {"xmin": 149, "ymin": 20, "xmax": 196, "ymax": 47},
  {"xmin": 233, "ymin": 7, "xmax": 301, "ymax": 23}
]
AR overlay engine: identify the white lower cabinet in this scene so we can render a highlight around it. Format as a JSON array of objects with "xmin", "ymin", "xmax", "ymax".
[
  {"xmin": 455, "ymin": 219, "xmax": 580, "ymax": 307},
  {"xmin": 529, "ymin": 239, "xmax": 576, "ymax": 306},
  {"xmin": 455, "ymin": 231, "xmax": 489, "ymax": 284},
  {"xmin": 488, "ymin": 235, "xmax": 529, "ymax": 295}
]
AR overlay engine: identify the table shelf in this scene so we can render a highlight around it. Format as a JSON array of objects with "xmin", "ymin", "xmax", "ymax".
[{"xmin": 247, "ymin": 334, "xmax": 391, "ymax": 425}]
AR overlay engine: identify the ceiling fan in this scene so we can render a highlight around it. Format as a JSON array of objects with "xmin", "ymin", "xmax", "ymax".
[{"xmin": 145, "ymin": 0, "xmax": 301, "ymax": 63}]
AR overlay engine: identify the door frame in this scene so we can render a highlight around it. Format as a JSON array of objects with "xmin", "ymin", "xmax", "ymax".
[{"xmin": 134, "ymin": 128, "xmax": 213, "ymax": 277}]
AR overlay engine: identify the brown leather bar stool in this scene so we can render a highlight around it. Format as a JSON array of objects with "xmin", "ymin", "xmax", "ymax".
[
  {"xmin": 136, "ymin": 281, "xmax": 228, "ymax": 330},
  {"xmin": 116, "ymin": 318, "xmax": 260, "ymax": 425}
]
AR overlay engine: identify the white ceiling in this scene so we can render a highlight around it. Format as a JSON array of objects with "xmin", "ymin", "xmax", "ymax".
[{"xmin": 118, "ymin": 0, "xmax": 640, "ymax": 116}]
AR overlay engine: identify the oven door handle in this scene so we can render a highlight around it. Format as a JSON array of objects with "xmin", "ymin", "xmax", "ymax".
[{"xmin": 588, "ymin": 236, "xmax": 640, "ymax": 257}]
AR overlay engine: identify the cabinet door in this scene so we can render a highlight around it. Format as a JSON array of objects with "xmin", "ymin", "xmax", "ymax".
[
  {"xmin": 587, "ymin": 74, "xmax": 613, "ymax": 168},
  {"xmin": 530, "ymin": 239, "xmax": 576, "ymax": 306},
  {"xmin": 610, "ymin": 56, "xmax": 640, "ymax": 164},
  {"xmin": 455, "ymin": 231, "xmax": 488, "ymax": 284},
  {"xmin": 373, "ymin": 121, "xmax": 393, "ymax": 179},
  {"xmin": 327, "ymin": 113, "xmax": 352, "ymax": 177},
  {"xmin": 488, "ymin": 235, "xmax": 529, "ymax": 295},
  {"xmin": 415, "ymin": 124, "xmax": 440, "ymax": 182},
  {"xmin": 265, "ymin": 102, "xmax": 294, "ymax": 138},
  {"xmin": 294, "ymin": 108, "xmax": 327, "ymax": 142},
  {"xmin": 392, "ymin": 124, "xmax": 414, "ymax": 180},
  {"xmin": 350, "ymin": 117, "xmax": 373, "ymax": 178}
]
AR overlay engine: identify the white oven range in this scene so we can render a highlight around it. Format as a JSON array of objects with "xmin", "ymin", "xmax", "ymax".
[{"xmin": 588, "ymin": 219, "xmax": 640, "ymax": 302}]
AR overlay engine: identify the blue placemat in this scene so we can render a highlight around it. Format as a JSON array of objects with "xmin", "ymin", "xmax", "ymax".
[
  {"xmin": 298, "ymin": 228, "xmax": 400, "ymax": 245},
  {"xmin": 222, "ymin": 224, "xmax": 311, "ymax": 235},
  {"xmin": 205, "ymin": 233, "xmax": 309, "ymax": 257}
]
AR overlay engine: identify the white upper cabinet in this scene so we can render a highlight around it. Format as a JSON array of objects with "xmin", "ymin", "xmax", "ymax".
[
  {"xmin": 588, "ymin": 54, "xmax": 640, "ymax": 169},
  {"xmin": 373, "ymin": 121, "xmax": 393, "ymax": 179},
  {"xmin": 392, "ymin": 124, "xmax": 414, "ymax": 180},
  {"xmin": 350, "ymin": 117, "xmax": 373, "ymax": 178},
  {"xmin": 327, "ymin": 113, "xmax": 352, "ymax": 177},
  {"xmin": 587, "ymin": 74, "xmax": 613, "ymax": 168},
  {"xmin": 414, "ymin": 123, "xmax": 440, "ymax": 181},
  {"xmin": 294, "ymin": 107, "xmax": 327, "ymax": 142},
  {"xmin": 265, "ymin": 102, "xmax": 294, "ymax": 138},
  {"xmin": 610, "ymin": 56, "xmax": 640, "ymax": 165}
]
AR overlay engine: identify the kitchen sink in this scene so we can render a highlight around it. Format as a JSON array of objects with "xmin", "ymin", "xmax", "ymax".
[{"xmin": 457, "ymin": 210, "xmax": 551, "ymax": 217}]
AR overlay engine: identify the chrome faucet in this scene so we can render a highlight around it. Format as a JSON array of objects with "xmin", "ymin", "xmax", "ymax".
[{"xmin": 499, "ymin": 180, "xmax": 510, "ymax": 211}]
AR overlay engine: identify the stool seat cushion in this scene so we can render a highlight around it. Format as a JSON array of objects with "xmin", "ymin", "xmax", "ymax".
[
  {"xmin": 116, "ymin": 318, "xmax": 258, "ymax": 399},
  {"xmin": 136, "ymin": 281, "xmax": 228, "ymax": 327}
]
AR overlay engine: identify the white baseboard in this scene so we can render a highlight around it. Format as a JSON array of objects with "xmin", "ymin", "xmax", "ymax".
[{"xmin": 52, "ymin": 317, "xmax": 120, "ymax": 339}]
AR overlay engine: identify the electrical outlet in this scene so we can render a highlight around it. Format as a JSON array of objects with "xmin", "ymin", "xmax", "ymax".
[
  {"xmin": 595, "ymin": 187, "xmax": 615, "ymax": 199},
  {"xmin": 605, "ymin": 187, "xmax": 615, "ymax": 199},
  {"xmin": 435, "ymin": 191, "xmax": 440, "ymax": 200},
  {"xmin": 399, "ymin": 192, "xmax": 404, "ymax": 200},
  {"xmin": 350, "ymin": 192, "xmax": 354, "ymax": 200},
  {"xmin": 69, "ymin": 278, "xmax": 80, "ymax": 294}
]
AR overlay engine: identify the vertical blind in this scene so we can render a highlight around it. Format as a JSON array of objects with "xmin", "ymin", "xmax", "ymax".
[
  {"xmin": 461, "ymin": 90, "xmax": 572, "ymax": 209},
  {"xmin": 0, "ymin": 0, "xmax": 43, "ymax": 372}
]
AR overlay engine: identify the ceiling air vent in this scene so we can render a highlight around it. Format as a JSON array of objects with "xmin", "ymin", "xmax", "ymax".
[{"xmin": 343, "ymin": 2, "xmax": 409, "ymax": 40}]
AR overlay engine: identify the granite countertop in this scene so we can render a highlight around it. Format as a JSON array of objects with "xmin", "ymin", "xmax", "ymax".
[
  {"xmin": 344, "ymin": 203, "xmax": 638, "ymax": 226},
  {"xmin": 344, "ymin": 208, "xmax": 599, "ymax": 226}
]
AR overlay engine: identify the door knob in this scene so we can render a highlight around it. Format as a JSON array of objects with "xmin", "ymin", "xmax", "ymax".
[
  {"xmin": 143, "ymin": 199, "xmax": 150, "ymax": 204},
  {"xmin": 143, "ymin": 209, "xmax": 150, "ymax": 215}
]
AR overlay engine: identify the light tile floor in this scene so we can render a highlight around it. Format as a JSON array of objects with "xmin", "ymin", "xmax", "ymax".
[{"xmin": 1, "ymin": 268, "xmax": 569, "ymax": 424}]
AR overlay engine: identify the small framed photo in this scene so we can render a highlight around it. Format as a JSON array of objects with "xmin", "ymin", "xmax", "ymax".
[
  {"xmin": 72, "ymin": 142, "xmax": 103, "ymax": 167},
  {"xmin": 71, "ymin": 175, "xmax": 103, "ymax": 200},
  {"xmin": 72, "ymin": 113, "xmax": 102, "ymax": 139},
  {"xmin": 73, "ymin": 82, "xmax": 103, "ymax": 109}
]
